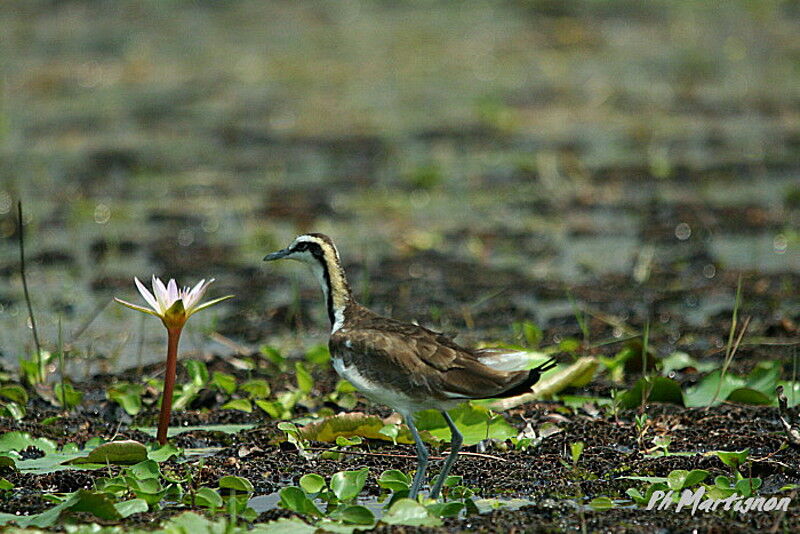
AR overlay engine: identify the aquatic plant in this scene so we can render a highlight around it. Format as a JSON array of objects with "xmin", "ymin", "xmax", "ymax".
[{"xmin": 115, "ymin": 277, "xmax": 233, "ymax": 444}]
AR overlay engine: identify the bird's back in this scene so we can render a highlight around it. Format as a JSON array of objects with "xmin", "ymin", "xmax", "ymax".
[{"xmin": 329, "ymin": 303, "xmax": 536, "ymax": 411}]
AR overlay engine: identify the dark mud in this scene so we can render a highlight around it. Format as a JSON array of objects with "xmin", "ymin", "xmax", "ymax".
[{"xmin": 2, "ymin": 324, "xmax": 800, "ymax": 533}]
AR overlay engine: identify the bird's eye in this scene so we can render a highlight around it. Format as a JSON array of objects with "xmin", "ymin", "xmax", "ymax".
[{"xmin": 294, "ymin": 243, "xmax": 309, "ymax": 252}]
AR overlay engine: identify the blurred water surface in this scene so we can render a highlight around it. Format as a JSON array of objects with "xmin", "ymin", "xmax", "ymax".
[{"xmin": 0, "ymin": 1, "xmax": 798, "ymax": 372}]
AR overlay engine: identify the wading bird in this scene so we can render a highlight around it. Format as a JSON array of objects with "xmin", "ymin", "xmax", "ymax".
[{"xmin": 264, "ymin": 233, "xmax": 556, "ymax": 499}]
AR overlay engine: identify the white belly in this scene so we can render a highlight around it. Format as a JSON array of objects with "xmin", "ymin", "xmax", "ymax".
[
  {"xmin": 331, "ymin": 357, "xmax": 461, "ymax": 415},
  {"xmin": 332, "ymin": 357, "xmax": 421, "ymax": 416}
]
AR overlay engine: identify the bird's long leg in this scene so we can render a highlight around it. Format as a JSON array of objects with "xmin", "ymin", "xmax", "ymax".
[
  {"xmin": 429, "ymin": 411, "xmax": 463, "ymax": 500},
  {"xmin": 405, "ymin": 414, "xmax": 429, "ymax": 499}
]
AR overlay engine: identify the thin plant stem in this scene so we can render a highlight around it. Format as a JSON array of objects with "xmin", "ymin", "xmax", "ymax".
[
  {"xmin": 708, "ymin": 276, "xmax": 745, "ymax": 408},
  {"xmin": 792, "ymin": 347, "xmax": 797, "ymax": 407},
  {"xmin": 57, "ymin": 316, "xmax": 66, "ymax": 408},
  {"xmin": 157, "ymin": 326, "xmax": 182, "ymax": 445},
  {"xmin": 725, "ymin": 275, "xmax": 743, "ymax": 362},
  {"xmin": 70, "ymin": 298, "xmax": 112, "ymax": 343},
  {"xmin": 708, "ymin": 315, "xmax": 751, "ymax": 409},
  {"xmin": 640, "ymin": 319, "xmax": 651, "ymax": 411},
  {"xmin": 17, "ymin": 201, "xmax": 42, "ymax": 381},
  {"xmin": 568, "ymin": 291, "xmax": 589, "ymax": 346}
]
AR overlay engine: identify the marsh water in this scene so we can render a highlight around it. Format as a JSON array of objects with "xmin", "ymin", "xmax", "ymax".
[{"xmin": 0, "ymin": 1, "xmax": 798, "ymax": 373}]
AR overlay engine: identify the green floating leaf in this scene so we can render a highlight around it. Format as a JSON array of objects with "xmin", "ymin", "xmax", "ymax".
[
  {"xmin": 745, "ymin": 362, "xmax": 781, "ymax": 395},
  {"xmin": 255, "ymin": 399, "xmax": 286, "ymax": 419},
  {"xmin": 335, "ymin": 435, "xmax": 363, "ymax": 447},
  {"xmin": 618, "ymin": 376, "xmax": 684, "ymax": 409},
  {"xmin": 378, "ymin": 469, "xmax": 410, "ymax": 492},
  {"xmin": 295, "ymin": 361, "xmax": 314, "ymax": 394},
  {"xmin": 329, "ymin": 504, "xmax": 375, "ymax": 525},
  {"xmin": 305, "ymin": 344, "xmax": 331, "ymax": 365},
  {"xmin": 299, "ymin": 412, "xmax": 438, "ymax": 445},
  {"xmin": 193, "ymin": 487, "xmax": 224, "ymax": 509},
  {"xmin": 712, "ymin": 448, "xmax": 750, "ymax": 470},
  {"xmin": 0, "ymin": 401, "xmax": 24, "ymax": 421},
  {"xmin": 415, "ymin": 404, "xmax": 517, "ymax": 446},
  {"xmin": 251, "ymin": 517, "xmax": 317, "ymax": 534},
  {"xmin": 0, "ymin": 490, "xmax": 122, "ymax": 528},
  {"xmin": 184, "ymin": 360, "xmax": 209, "ymax": 387},
  {"xmin": 278, "ymin": 486, "xmax": 323, "ymax": 517},
  {"xmin": 426, "ymin": 501, "xmax": 464, "ymax": 518},
  {"xmin": 107, "ymin": 382, "xmax": 144, "ymax": 416},
  {"xmin": 0, "ymin": 384, "xmax": 28, "ymax": 405},
  {"xmin": 726, "ymin": 388, "xmax": 772, "ymax": 405},
  {"xmin": 241, "ymin": 379, "xmax": 271, "ymax": 399},
  {"xmin": 378, "ymin": 423, "xmax": 400, "ymax": 443},
  {"xmin": 148, "ymin": 443, "xmax": 181, "ymax": 463},
  {"xmin": 128, "ymin": 460, "xmax": 161, "ymax": 480},
  {"xmin": 570, "ymin": 441, "xmax": 584, "ymax": 465},
  {"xmin": 127, "ymin": 477, "xmax": 167, "ymax": 505},
  {"xmin": 54, "ymin": 383, "xmax": 83, "ymax": 409},
  {"xmin": 588, "ymin": 496, "xmax": 615, "ymax": 511},
  {"xmin": 114, "ymin": 497, "xmax": 149, "ymax": 518},
  {"xmin": 660, "ymin": 351, "xmax": 717, "ymax": 375},
  {"xmin": 260, "ymin": 345, "xmax": 287, "ymax": 369},
  {"xmin": 222, "ymin": 398, "xmax": 253, "ymax": 413},
  {"xmin": 166, "ymin": 512, "xmax": 233, "ymax": 534},
  {"xmin": 684, "ymin": 370, "xmax": 744, "ymax": 407},
  {"xmin": 69, "ymin": 440, "xmax": 148, "ymax": 465},
  {"xmin": 667, "ymin": 469, "xmax": 709, "ymax": 491},
  {"xmin": 330, "ymin": 468, "xmax": 369, "ymax": 502},
  {"xmin": 299, "ymin": 473, "xmax": 326, "ymax": 494},
  {"xmin": 735, "ymin": 477, "xmax": 762, "ymax": 497},
  {"xmin": 0, "ymin": 431, "xmax": 57, "ymax": 454},
  {"xmin": 219, "ymin": 475, "xmax": 254, "ymax": 493},
  {"xmin": 212, "ymin": 372, "xmax": 238, "ymax": 395},
  {"xmin": 382, "ymin": 498, "xmax": 442, "ymax": 527}
]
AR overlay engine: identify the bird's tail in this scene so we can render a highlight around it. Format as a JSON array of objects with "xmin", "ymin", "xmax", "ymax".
[{"xmin": 494, "ymin": 357, "xmax": 558, "ymax": 399}]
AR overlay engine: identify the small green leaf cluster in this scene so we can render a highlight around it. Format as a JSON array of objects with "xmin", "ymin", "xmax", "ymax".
[
  {"xmin": 279, "ymin": 467, "xmax": 376, "ymax": 529},
  {"xmin": 625, "ymin": 449, "xmax": 765, "ymax": 506},
  {"xmin": 277, "ymin": 468, "xmax": 478, "ymax": 530},
  {"xmin": 0, "ymin": 374, "xmax": 28, "ymax": 420},
  {"xmin": 0, "ymin": 436, "xmax": 258, "ymax": 529},
  {"xmin": 604, "ymin": 350, "xmax": 799, "ymax": 410}
]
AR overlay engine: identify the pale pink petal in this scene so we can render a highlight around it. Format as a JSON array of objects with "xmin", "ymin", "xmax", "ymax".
[
  {"xmin": 185, "ymin": 278, "xmax": 212, "ymax": 310},
  {"xmin": 167, "ymin": 279, "xmax": 179, "ymax": 304},
  {"xmin": 134, "ymin": 277, "xmax": 160, "ymax": 312},
  {"xmin": 153, "ymin": 276, "xmax": 170, "ymax": 312}
]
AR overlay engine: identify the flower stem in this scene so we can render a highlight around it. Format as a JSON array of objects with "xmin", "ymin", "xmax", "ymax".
[{"xmin": 157, "ymin": 326, "xmax": 182, "ymax": 445}]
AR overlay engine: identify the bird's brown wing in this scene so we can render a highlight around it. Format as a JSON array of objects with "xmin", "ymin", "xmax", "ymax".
[{"xmin": 330, "ymin": 326, "xmax": 531, "ymax": 400}]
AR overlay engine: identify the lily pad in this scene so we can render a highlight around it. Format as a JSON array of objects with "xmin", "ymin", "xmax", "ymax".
[
  {"xmin": 382, "ymin": 498, "xmax": 442, "ymax": 527},
  {"xmin": 618, "ymin": 376, "xmax": 684, "ymax": 409},
  {"xmin": 68, "ymin": 440, "xmax": 148, "ymax": 465},
  {"xmin": 415, "ymin": 404, "xmax": 517, "ymax": 445},
  {"xmin": 299, "ymin": 412, "xmax": 438, "ymax": 445}
]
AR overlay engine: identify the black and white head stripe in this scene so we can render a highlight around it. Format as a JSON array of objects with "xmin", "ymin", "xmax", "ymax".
[{"xmin": 264, "ymin": 233, "xmax": 350, "ymax": 331}]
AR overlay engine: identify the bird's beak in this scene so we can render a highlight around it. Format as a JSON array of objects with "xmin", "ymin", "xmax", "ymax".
[{"xmin": 263, "ymin": 248, "xmax": 291, "ymax": 261}]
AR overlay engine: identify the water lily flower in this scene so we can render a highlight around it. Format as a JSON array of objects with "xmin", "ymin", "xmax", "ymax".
[
  {"xmin": 115, "ymin": 276, "xmax": 232, "ymax": 330},
  {"xmin": 115, "ymin": 276, "xmax": 233, "ymax": 444}
]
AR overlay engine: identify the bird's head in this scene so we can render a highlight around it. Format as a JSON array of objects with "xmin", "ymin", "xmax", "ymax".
[{"xmin": 263, "ymin": 233, "xmax": 340, "ymax": 266}]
